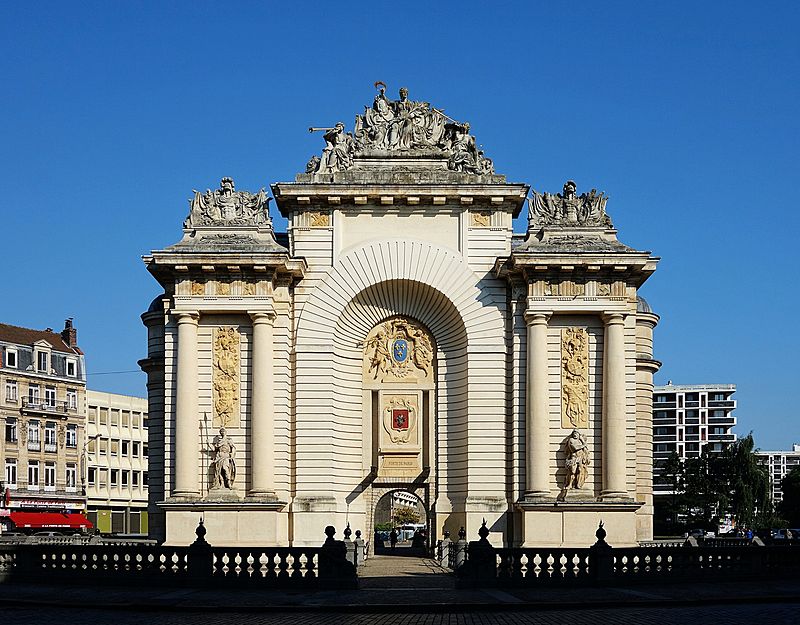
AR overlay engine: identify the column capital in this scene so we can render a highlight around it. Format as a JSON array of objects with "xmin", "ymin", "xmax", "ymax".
[
  {"xmin": 249, "ymin": 311, "xmax": 276, "ymax": 324},
  {"xmin": 523, "ymin": 311, "xmax": 552, "ymax": 325},
  {"xmin": 175, "ymin": 311, "xmax": 199, "ymax": 324},
  {"xmin": 602, "ymin": 312, "xmax": 626, "ymax": 325}
]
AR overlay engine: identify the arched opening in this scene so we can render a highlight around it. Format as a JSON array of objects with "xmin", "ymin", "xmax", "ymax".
[{"xmin": 372, "ymin": 489, "xmax": 429, "ymax": 556}]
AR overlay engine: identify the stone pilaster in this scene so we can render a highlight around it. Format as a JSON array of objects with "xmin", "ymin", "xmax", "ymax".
[
  {"xmin": 249, "ymin": 312, "xmax": 277, "ymax": 498},
  {"xmin": 524, "ymin": 311, "xmax": 551, "ymax": 498},
  {"xmin": 174, "ymin": 312, "xmax": 200, "ymax": 498},
  {"xmin": 601, "ymin": 312, "xmax": 628, "ymax": 499}
]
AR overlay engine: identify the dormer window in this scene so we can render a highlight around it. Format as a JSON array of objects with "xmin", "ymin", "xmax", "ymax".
[
  {"xmin": 4, "ymin": 348, "xmax": 17, "ymax": 369},
  {"xmin": 66, "ymin": 359, "xmax": 77, "ymax": 377},
  {"xmin": 37, "ymin": 351, "xmax": 49, "ymax": 373}
]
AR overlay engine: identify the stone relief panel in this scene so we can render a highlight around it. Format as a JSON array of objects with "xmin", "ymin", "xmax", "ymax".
[
  {"xmin": 471, "ymin": 211, "xmax": 491, "ymax": 227},
  {"xmin": 216, "ymin": 280, "xmax": 231, "ymax": 296},
  {"xmin": 212, "ymin": 327, "xmax": 240, "ymax": 429},
  {"xmin": 191, "ymin": 280, "xmax": 205, "ymax": 296},
  {"xmin": 363, "ymin": 318, "xmax": 434, "ymax": 385},
  {"xmin": 243, "ymin": 282, "xmax": 256, "ymax": 296},
  {"xmin": 561, "ymin": 327, "xmax": 589, "ymax": 429},
  {"xmin": 309, "ymin": 211, "xmax": 330, "ymax": 227}
]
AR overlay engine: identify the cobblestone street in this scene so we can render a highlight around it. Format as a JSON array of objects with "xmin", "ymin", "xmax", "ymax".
[{"xmin": 7, "ymin": 603, "xmax": 800, "ymax": 625}]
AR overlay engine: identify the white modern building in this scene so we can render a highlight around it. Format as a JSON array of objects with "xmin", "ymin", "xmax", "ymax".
[
  {"xmin": 652, "ymin": 383, "xmax": 737, "ymax": 497},
  {"xmin": 140, "ymin": 86, "xmax": 661, "ymax": 548},
  {"xmin": 756, "ymin": 444, "xmax": 800, "ymax": 505},
  {"xmin": 85, "ymin": 390, "xmax": 149, "ymax": 534}
]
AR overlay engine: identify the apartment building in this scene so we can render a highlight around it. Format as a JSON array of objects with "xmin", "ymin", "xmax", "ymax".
[
  {"xmin": 0, "ymin": 320, "xmax": 90, "ymax": 532},
  {"xmin": 756, "ymin": 444, "xmax": 800, "ymax": 505},
  {"xmin": 653, "ymin": 383, "xmax": 738, "ymax": 497},
  {"xmin": 85, "ymin": 390, "xmax": 149, "ymax": 534}
]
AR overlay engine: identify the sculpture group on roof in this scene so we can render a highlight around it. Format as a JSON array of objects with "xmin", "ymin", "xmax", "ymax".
[
  {"xmin": 306, "ymin": 84, "xmax": 495, "ymax": 176},
  {"xmin": 184, "ymin": 177, "xmax": 272, "ymax": 229},
  {"xmin": 529, "ymin": 180, "xmax": 612, "ymax": 228}
]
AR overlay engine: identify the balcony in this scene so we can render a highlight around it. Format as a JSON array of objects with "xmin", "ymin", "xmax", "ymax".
[
  {"xmin": 653, "ymin": 401, "xmax": 677, "ymax": 409},
  {"xmin": 28, "ymin": 440, "xmax": 41, "ymax": 451},
  {"xmin": 708, "ymin": 400, "xmax": 735, "ymax": 408},
  {"xmin": 22, "ymin": 398, "xmax": 73, "ymax": 415},
  {"xmin": 44, "ymin": 442, "xmax": 57, "ymax": 453}
]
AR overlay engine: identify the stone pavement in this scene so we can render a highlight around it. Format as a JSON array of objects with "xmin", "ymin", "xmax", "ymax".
[{"xmin": 0, "ymin": 555, "xmax": 799, "ymax": 619}]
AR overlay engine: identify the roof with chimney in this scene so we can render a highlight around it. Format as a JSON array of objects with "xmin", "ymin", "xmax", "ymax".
[{"xmin": 0, "ymin": 321, "xmax": 83, "ymax": 355}]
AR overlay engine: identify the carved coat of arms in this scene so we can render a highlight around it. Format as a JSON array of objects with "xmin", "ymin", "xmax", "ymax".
[
  {"xmin": 383, "ymin": 396, "xmax": 417, "ymax": 444},
  {"xmin": 364, "ymin": 319, "xmax": 433, "ymax": 381}
]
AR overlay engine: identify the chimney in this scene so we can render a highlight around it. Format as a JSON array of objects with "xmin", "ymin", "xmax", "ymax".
[{"xmin": 62, "ymin": 318, "xmax": 78, "ymax": 348}]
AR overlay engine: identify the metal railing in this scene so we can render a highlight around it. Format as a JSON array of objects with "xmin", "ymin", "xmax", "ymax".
[{"xmin": 21, "ymin": 398, "xmax": 73, "ymax": 414}]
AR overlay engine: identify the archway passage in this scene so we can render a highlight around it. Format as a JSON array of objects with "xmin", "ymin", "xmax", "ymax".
[{"xmin": 373, "ymin": 489, "xmax": 429, "ymax": 557}]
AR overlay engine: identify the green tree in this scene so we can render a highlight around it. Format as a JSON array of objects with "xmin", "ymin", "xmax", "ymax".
[
  {"xmin": 718, "ymin": 433, "xmax": 771, "ymax": 529},
  {"xmin": 779, "ymin": 466, "xmax": 800, "ymax": 526},
  {"xmin": 392, "ymin": 506, "xmax": 421, "ymax": 526}
]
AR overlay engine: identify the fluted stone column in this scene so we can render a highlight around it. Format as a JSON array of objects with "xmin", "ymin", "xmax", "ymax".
[
  {"xmin": 525, "ymin": 312, "xmax": 551, "ymax": 498},
  {"xmin": 601, "ymin": 312, "xmax": 628, "ymax": 499},
  {"xmin": 174, "ymin": 312, "xmax": 200, "ymax": 498},
  {"xmin": 249, "ymin": 312, "xmax": 276, "ymax": 498}
]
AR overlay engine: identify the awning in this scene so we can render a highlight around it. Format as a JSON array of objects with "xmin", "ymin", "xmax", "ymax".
[{"xmin": 9, "ymin": 511, "xmax": 93, "ymax": 530}]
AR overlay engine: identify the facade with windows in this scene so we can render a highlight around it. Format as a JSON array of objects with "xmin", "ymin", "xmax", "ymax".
[
  {"xmin": 652, "ymin": 383, "xmax": 737, "ymax": 497},
  {"xmin": 85, "ymin": 390, "xmax": 149, "ymax": 534},
  {"xmin": 0, "ymin": 320, "xmax": 87, "ymax": 529},
  {"xmin": 756, "ymin": 444, "xmax": 800, "ymax": 505}
]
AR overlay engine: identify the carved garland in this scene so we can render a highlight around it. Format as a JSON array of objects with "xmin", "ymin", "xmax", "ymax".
[
  {"xmin": 212, "ymin": 327, "xmax": 240, "ymax": 428},
  {"xmin": 561, "ymin": 327, "xmax": 589, "ymax": 429}
]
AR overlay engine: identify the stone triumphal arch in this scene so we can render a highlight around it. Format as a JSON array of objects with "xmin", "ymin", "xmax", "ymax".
[{"xmin": 141, "ymin": 86, "xmax": 660, "ymax": 548}]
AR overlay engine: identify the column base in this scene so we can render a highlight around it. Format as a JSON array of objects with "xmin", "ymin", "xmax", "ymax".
[{"xmin": 598, "ymin": 490, "xmax": 632, "ymax": 502}]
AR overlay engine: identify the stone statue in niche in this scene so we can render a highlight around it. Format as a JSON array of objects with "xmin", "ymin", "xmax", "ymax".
[
  {"xmin": 563, "ymin": 429, "xmax": 590, "ymax": 490},
  {"xmin": 212, "ymin": 327, "xmax": 240, "ymax": 428},
  {"xmin": 364, "ymin": 318, "xmax": 433, "ymax": 381},
  {"xmin": 184, "ymin": 177, "xmax": 272, "ymax": 228},
  {"xmin": 561, "ymin": 327, "xmax": 589, "ymax": 428},
  {"xmin": 529, "ymin": 180, "xmax": 612, "ymax": 227},
  {"xmin": 210, "ymin": 427, "xmax": 236, "ymax": 490}
]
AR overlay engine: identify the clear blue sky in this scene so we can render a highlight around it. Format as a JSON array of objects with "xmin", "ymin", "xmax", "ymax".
[{"xmin": 1, "ymin": 2, "xmax": 798, "ymax": 449}]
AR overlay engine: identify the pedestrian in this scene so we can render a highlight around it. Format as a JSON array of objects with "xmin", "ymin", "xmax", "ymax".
[
  {"xmin": 390, "ymin": 528, "xmax": 398, "ymax": 550},
  {"xmin": 745, "ymin": 528, "xmax": 753, "ymax": 540}
]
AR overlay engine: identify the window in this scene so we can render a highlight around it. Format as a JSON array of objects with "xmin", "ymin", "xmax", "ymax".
[
  {"xmin": 5, "ymin": 417, "xmax": 17, "ymax": 442},
  {"xmin": 89, "ymin": 406, "xmax": 98, "ymax": 423},
  {"xmin": 712, "ymin": 410, "xmax": 725, "ymax": 417},
  {"xmin": 67, "ymin": 389, "xmax": 77, "ymax": 410},
  {"xmin": 142, "ymin": 444, "xmax": 148, "ymax": 458},
  {"xmin": 110, "ymin": 469, "xmax": 119, "ymax": 487},
  {"xmin": 98, "ymin": 469, "xmax": 107, "ymax": 488},
  {"xmin": 5, "ymin": 379, "xmax": 17, "ymax": 402},
  {"xmin": 87, "ymin": 438, "xmax": 97, "ymax": 454},
  {"xmin": 28, "ymin": 384, "xmax": 40, "ymax": 404},
  {"xmin": 132, "ymin": 412, "xmax": 141, "ymax": 428},
  {"xmin": 122, "ymin": 410, "xmax": 130, "ymax": 427},
  {"xmin": 132, "ymin": 441, "xmax": 140, "ymax": 458},
  {"xmin": 110, "ymin": 440, "xmax": 119, "ymax": 457},
  {"xmin": 143, "ymin": 471, "xmax": 148, "ymax": 486},
  {"xmin": 66, "ymin": 464, "xmax": 77, "ymax": 491},
  {"xmin": 111, "ymin": 409, "xmax": 119, "ymax": 426},
  {"xmin": 132, "ymin": 471, "xmax": 139, "ymax": 487},
  {"xmin": 99, "ymin": 407, "xmax": 108, "ymax": 425},
  {"xmin": 121, "ymin": 471, "xmax": 129, "ymax": 487},
  {"xmin": 98, "ymin": 438, "xmax": 107, "ymax": 455},
  {"xmin": 121, "ymin": 441, "xmax": 129, "ymax": 457},
  {"xmin": 44, "ymin": 422, "xmax": 57, "ymax": 451},
  {"xmin": 28, "ymin": 461, "xmax": 40, "ymax": 490},
  {"xmin": 4, "ymin": 458, "xmax": 17, "ymax": 488},
  {"xmin": 37, "ymin": 351, "xmax": 48, "ymax": 373},
  {"xmin": 655, "ymin": 395, "xmax": 668, "ymax": 403},
  {"xmin": 66, "ymin": 424, "xmax": 77, "ymax": 448},
  {"xmin": 44, "ymin": 462, "xmax": 56, "ymax": 491},
  {"xmin": 28, "ymin": 420, "xmax": 40, "ymax": 450},
  {"xmin": 143, "ymin": 413, "xmax": 148, "ymax": 429},
  {"xmin": 4, "ymin": 348, "xmax": 17, "ymax": 368},
  {"xmin": 712, "ymin": 393, "xmax": 726, "ymax": 401},
  {"xmin": 66, "ymin": 359, "xmax": 76, "ymax": 377},
  {"xmin": 45, "ymin": 386, "xmax": 56, "ymax": 407},
  {"xmin": 88, "ymin": 467, "xmax": 96, "ymax": 487}
]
